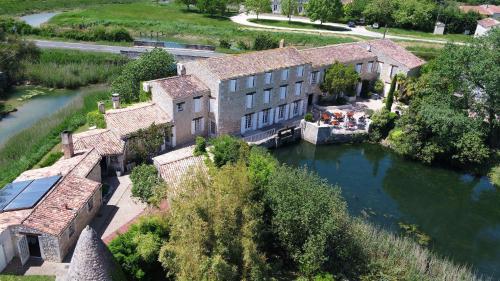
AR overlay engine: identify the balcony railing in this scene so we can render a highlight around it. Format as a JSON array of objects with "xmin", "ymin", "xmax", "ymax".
[{"xmin": 243, "ymin": 128, "xmax": 277, "ymax": 143}]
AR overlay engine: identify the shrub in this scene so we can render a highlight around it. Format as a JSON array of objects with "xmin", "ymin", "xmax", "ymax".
[
  {"xmin": 369, "ymin": 109, "xmax": 397, "ymax": 142},
  {"xmin": 219, "ymin": 39, "xmax": 231, "ymax": 49},
  {"xmin": 253, "ymin": 34, "xmax": 279, "ymax": 50},
  {"xmin": 304, "ymin": 112, "xmax": 314, "ymax": 122},
  {"xmin": 489, "ymin": 165, "xmax": 500, "ymax": 187},
  {"xmin": 38, "ymin": 151, "xmax": 63, "ymax": 168},
  {"xmin": 237, "ymin": 40, "xmax": 250, "ymax": 50},
  {"xmin": 210, "ymin": 135, "xmax": 249, "ymax": 167},
  {"xmin": 86, "ymin": 110, "xmax": 106, "ymax": 128},
  {"xmin": 130, "ymin": 164, "xmax": 163, "ymax": 203},
  {"xmin": 373, "ymin": 79, "xmax": 384, "ymax": 94},
  {"xmin": 193, "ymin": 136, "xmax": 207, "ymax": 156}
]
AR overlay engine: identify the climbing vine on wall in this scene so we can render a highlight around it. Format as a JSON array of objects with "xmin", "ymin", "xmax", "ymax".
[{"xmin": 128, "ymin": 123, "xmax": 172, "ymax": 163}]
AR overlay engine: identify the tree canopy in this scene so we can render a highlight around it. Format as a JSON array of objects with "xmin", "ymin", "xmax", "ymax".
[
  {"xmin": 245, "ymin": 0, "xmax": 270, "ymax": 19},
  {"xmin": 306, "ymin": 0, "xmax": 343, "ymax": 24},
  {"xmin": 321, "ymin": 62, "xmax": 360, "ymax": 97}
]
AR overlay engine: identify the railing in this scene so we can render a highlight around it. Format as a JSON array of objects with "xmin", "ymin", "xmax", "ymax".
[{"xmin": 243, "ymin": 128, "xmax": 277, "ymax": 143}]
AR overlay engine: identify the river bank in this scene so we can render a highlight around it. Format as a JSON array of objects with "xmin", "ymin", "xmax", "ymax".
[{"xmin": 273, "ymin": 141, "xmax": 499, "ymax": 279}]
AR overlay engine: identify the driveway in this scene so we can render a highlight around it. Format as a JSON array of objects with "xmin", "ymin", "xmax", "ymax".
[
  {"xmin": 231, "ymin": 13, "xmax": 458, "ymax": 45},
  {"xmin": 91, "ymin": 175, "xmax": 147, "ymax": 240}
]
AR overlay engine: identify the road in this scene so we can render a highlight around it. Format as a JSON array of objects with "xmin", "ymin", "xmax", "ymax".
[
  {"xmin": 33, "ymin": 39, "xmax": 223, "ymax": 59},
  {"xmin": 231, "ymin": 13, "xmax": 461, "ymax": 45}
]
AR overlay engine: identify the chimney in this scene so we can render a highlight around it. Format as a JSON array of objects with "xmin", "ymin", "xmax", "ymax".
[
  {"xmin": 366, "ymin": 44, "xmax": 372, "ymax": 52},
  {"xmin": 61, "ymin": 131, "xmax": 74, "ymax": 159},
  {"xmin": 112, "ymin": 93, "xmax": 120, "ymax": 109},
  {"xmin": 177, "ymin": 63, "xmax": 186, "ymax": 76},
  {"xmin": 97, "ymin": 101, "xmax": 105, "ymax": 114},
  {"xmin": 279, "ymin": 39, "xmax": 285, "ymax": 48}
]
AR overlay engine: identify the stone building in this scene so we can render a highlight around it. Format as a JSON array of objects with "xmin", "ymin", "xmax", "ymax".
[{"xmin": 0, "ymin": 133, "xmax": 103, "ymax": 270}]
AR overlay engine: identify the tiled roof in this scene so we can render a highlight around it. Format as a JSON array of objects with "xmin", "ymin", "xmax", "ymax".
[
  {"xmin": 149, "ymin": 75, "xmax": 209, "ymax": 99},
  {"xmin": 459, "ymin": 5, "xmax": 500, "ymax": 15},
  {"xmin": 15, "ymin": 149, "xmax": 101, "ymax": 181},
  {"xmin": 190, "ymin": 47, "xmax": 309, "ymax": 80},
  {"xmin": 74, "ymin": 129, "xmax": 125, "ymax": 156},
  {"xmin": 362, "ymin": 39, "xmax": 425, "ymax": 69},
  {"xmin": 153, "ymin": 145, "xmax": 197, "ymax": 165},
  {"xmin": 299, "ymin": 42, "xmax": 377, "ymax": 67},
  {"xmin": 478, "ymin": 17, "xmax": 500, "ymax": 28},
  {"xmin": 0, "ymin": 209, "xmax": 31, "ymax": 232},
  {"xmin": 105, "ymin": 103, "xmax": 171, "ymax": 138},
  {"xmin": 22, "ymin": 176, "xmax": 101, "ymax": 236}
]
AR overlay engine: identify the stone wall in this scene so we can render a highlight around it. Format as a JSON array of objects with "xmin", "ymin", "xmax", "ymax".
[
  {"xmin": 301, "ymin": 120, "xmax": 368, "ymax": 145},
  {"xmin": 12, "ymin": 225, "xmax": 61, "ymax": 262}
]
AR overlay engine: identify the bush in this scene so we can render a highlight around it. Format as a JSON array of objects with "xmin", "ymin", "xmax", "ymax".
[
  {"xmin": 38, "ymin": 151, "xmax": 63, "ymax": 168},
  {"xmin": 219, "ymin": 39, "xmax": 231, "ymax": 49},
  {"xmin": 130, "ymin": 164, "xmax": 163, "ymax": 203},
  {"xmin": 193, "ymin": 136, "xmax": 207, "ymax": 156},
  {"xmin": 86, "ymin": 110, "xmax": 106, "ymax": 128},
  {"xmin": 237, "ymin": 40, "xmax": 250, "ymax": 50},
  {"xmin": 109, "ymin": 215, "xmax": 170, "ymax": 281},
  {"xmin": 369, "ymin": 109, "xmax": 397, "ymax": 142},
  {"xmin": 210, "ymin": 135, "xmax": 249, "ymax": 167},
  {"xmin": 304, "ymin": 112, "xmax": 314, "ymax": 122},
  {"xmin": 490, "ymin": 165, "xmax": 500, "ymax": 187},
  {"xmin": 373, "ymin": 79, "xmax": 384, "ymax": 94},
  {"xmin": 253, "ymin": 34, "xmax": 279, "ymax": 50}
]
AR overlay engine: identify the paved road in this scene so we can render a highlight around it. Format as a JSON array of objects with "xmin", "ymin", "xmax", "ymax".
[
  {"xmin": 33, "ymin": 39, "xmax": 223, "ymax": 58},
  {"xmin": 232, "ymin": 13, "xmax": 461, "ymax": 45}
]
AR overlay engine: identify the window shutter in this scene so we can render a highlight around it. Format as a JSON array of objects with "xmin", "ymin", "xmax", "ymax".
[
  {"xmin": 191, "ymin": 120, "xmax": 195, "ymax": 135},
  {"xmin": 284, "ymin": 104, "xmax": 290, "ymax": 120},
  {"xmin": 240, "ymin": 116, "xmax": 246, "ymax": 134},
  {"xmin": 299, "ymin": 100, "xmax": 304, "ymax": 115},
  {"xmin": 252, "ymin": 113, "xmax": 257, "ymax": 130},
  {"xmin": 246, "ymin": 94, "xmax": 253, "ymax": 109},
  {"xmin": 258, "ymin": 111, "xmax": 264, "ymax": 129},
  {"xmin": 200, "ymin": 118, "xmax": 205, "ymax": 132},
  {"xmin": 264, "ymin": 91, "xmax": 270, "ymax": 104},
  {"xmin": 269, "ymin": 108, "xmax": 275, "ymax": 124},
  {"xmin": 274, "ymin": 107, "xmax": 280, "ymax": 123}
]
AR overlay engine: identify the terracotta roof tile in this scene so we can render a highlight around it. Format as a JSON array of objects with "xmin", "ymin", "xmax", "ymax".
[
  {"xmin": 74, "ymin": 129, "xmax": 125, "ymax": 156},
  {"xmin": 478, "ymin": 17, "xmax": 500, "ymax": 28},
  {"xmin": 299, "ymin": 42, "xmax": 377, "ymax": 67},
  {"xmin": 0, "ymin": 209, "xmax": 32, "ymax": 232},
  {"xmin": 105, "ymin": 103, "xmax": 171, "ymax": 138},
  {"xmin": 22, "ymin": 176, "xmax": 101, "ymax": 236},
  {"xmin": 459, "ymin": 5, "xmax": 500, "ymax": 15},
  {"xmin": 149, "ymin": 75, "xmax": 209, "ymax": 99},
  {"xmin": 362, "ymin": 39, "xmax": 425, "ymax": 69},
  {"xmin": 190, "ymin": 47, "xmax": 309, "ymax": 80}
]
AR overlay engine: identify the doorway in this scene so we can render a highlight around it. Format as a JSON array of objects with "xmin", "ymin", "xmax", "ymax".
[{"xmin": 26, "ymin": 235, "xmax": 41, "ymax": 258}]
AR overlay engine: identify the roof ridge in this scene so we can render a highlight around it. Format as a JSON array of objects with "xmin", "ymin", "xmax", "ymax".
[{"xmin": 105, "ymin": 102, "xmax": 156, "ymax": 114}]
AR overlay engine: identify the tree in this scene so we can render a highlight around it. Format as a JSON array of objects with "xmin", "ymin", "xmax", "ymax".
[
  {"xmin": 306, "ymin": 0, "xmax": 343, "ymax": 24},
  {"xmin": 210, "ymin": 135, "xmax": 249, "ymax": 167},
  {"xmin": 197, "ymin": 0, "xmax": 229, "ymax": 15},
  {"xmin": 111, "ymin": 48, "xmax": 175, "ymax": 102},
  {"xmin": 253, "ymin": 34, "xmax": 279, "ymax": 50},
  {"xmin": 368, "ymin": 109, "xmax": 398, "ymax": 142},
  {"xmin": 245, "ymin": 0, "xmax": 270, "ymax": 19},
  {"xmin": 281, "ymin": 0, "xmax": 298, "ymax": 22},
  {"xmin": 385, "ymin": 75, "xmax": 396, "ymax": 111},
  {"xmin": 392, "ymin": 0, "xmax": 436, "ymax": 31},
  {"xmin": 363, "ymin": 0, "xmax": 396, "ymax": 26},
  {"xmin": 176, "ymin": 0, "xmax": 197, "ymax": 10},
  {"xmin": 128, "ymin": 123, "xmax": 172, "ymax": 163},
  {"xmin": 321, "ymin": 62, "xmax": 359, "ymax": 97},
  {"xmin": 130, "ymin": 164, "xmax": 164, "ymax": 203},
  {"xmin": 343, "ymin": 0, "xmax": 369, "ymax": 20}
]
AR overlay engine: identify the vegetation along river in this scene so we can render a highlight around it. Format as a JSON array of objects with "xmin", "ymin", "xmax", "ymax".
[{"xmin": 273, "ymin": 141, "xmax": 499, "ymax": 279}]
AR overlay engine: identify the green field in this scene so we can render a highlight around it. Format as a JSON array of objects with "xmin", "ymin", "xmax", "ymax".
[
  {"xmin": 48, "ymin": 2, "xmax": 356, "ymax": 48},
  {"xmin": 367, "ymin": 26, "xmax": 472, "ymax": 42},
  {"xmin": 0, "ymin": 0, "xmax": 138, "ymax": 15},
  {"xmin": 0, "ymin": 275, "xmax": 55, "ymax": 281},
  {"xmin": 249, "ymin": 18, "xmax": 351, "ymax": 32}
]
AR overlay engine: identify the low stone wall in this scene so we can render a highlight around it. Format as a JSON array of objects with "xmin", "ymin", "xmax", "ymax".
[{"xmin": 300, "ymin": 120, "xmax": 368, "ymax": 145}]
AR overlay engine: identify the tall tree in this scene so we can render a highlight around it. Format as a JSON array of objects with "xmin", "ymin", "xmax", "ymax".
[
  {"xmin": 385, "ymin": 75, "xmax": 397, "ymax": 111},
  {"xmin": 280, "ymin": 0, "xmax": 298, "ymax": 22},
  {"xmin": 363, "ymin": 0, "xmax": 396, "ymax": 26},
  {"xmin": 343, "ymin": 0, "xmax": 369, "ymax": 20},
  {"xmin": 245, "ymin": 0, "xmax": 270, "ymax": 19},
  {"xmin": 306, "ymin": 0, "xmax": 343, "ymax": 24},
  {"xmin": 321, "ymin": 62, "xmax": 360, "ymax": 97}
]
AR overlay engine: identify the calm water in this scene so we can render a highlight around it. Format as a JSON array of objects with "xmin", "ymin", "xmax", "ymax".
[
  {"xmin": 273, "ymin": 142, "xmax": 500, "ymax": 279},
  {"xmin": 20, "ymin": 12, "xmax": 59, "ymax": 27}
]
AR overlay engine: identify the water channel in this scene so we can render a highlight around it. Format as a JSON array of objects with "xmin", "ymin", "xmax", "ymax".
[{"xmin": 273, "ymin": 141, "xmax": 499, "ymax": 279}]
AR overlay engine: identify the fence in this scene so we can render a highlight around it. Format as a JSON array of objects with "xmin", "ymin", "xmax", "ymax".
[{"xmin": 243, "ymin": 128, "xmax": 277, "ymax": 143}]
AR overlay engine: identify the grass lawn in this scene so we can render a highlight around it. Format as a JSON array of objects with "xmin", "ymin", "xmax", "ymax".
[
  {"xmin": 248, "ymin": 18, "xmax": 350, "ymax": 32},
  {"xmin": 48, "ymin": 2, "xmax": 356, "ymax": 48},
  {"xmin": 0, "ymin": 0, "xmax": 138, "ymax": 15},
  {"xmin": 0, "ymin": 275, "xmax": 55, "ymax": 281},
  {"xmin": 366, "ymin": 26, "xmax": 472, "ymax": 42}
]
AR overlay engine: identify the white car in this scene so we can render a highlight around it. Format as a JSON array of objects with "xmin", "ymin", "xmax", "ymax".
[{"xmin": 372, "ymin": 23, "xmax": 380, "ymax": 29}]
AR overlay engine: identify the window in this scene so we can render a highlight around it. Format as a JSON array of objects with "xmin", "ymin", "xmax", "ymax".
[
  {"xmin": 278, "ymin": 104, "xmax": 286, "ymax": 119},
  {"xmin": 210, "ymin": 121, "xmax": 216, "ymax": 135},
  {"xmin": 209, "ymin": 98, "xmax": 216, "ymax": 113},
  {"xmin": 229, "ymin": 79, "xmax": 237, "ymax": 92},
  {"xmin": 281, "ymin": 68, "xmax": 289, "ymax": 80},
  {"xmin": 367, "ymin": 61, "xmax": 374, "ymax": 73},
  {"xmin": 247, "ymin": 75, "xmax": 255, "ymax": 88},
  {"xmin": 263, "ymin": 89, "xmax": 271, "ymax": 104},
  {"xmin": 298, "ymin": 6, "xmax": 303, "ymax": 13},
  {"xmin": 355, "ymin": 63, "xmax": 363, "ymax": 74},
  {"xmin": 390, "ymin": 65, "xmax": 398, "ymax": 78},
  {"xmin": 265, "ymin": 72, "xmax": 273, "ymax": 84},
  {"xmin": 262, "ymin": 108, "xmax": 270, "ymax": 124},
  {"xmin": 193, "ymin": 117, "xmax": 203, "ymax": 133},
  {"xmin": 279, "ymin": 85, "xmax": 287, "ymax": 100},
  {"xmin": 193, "ymin": 96, "xmax": 202, "ymax": 113},
  {"xmin": 273, "ymin": 4, "xmax": 278, "ymax": 11},
  {"xmin": 246, "ymin": 93, "xmax": 254, "ymax": 109},
  {"xmin": 295, "ymin": 82, "xmax": 302, "ymax": 96},
  {"xmin": 68, "ymin": 222, "xmax": 75, "ymax": 238},
  {"xmin": 87, "ymin": 198, "xmax": 93, "ymax": 212},
  {"xmin": 293, "ymin": 100, "xmax": 300, "ymax": 116},
  {"xmin": 245, "ymin": 113, "xmax": 253, "ymax": 129},
  {"xmin": 311, "ymin": 71, "xmax": 319, "ymax": 84},
  {"xmin": 377, "ymin": 61, "xmax": 384, "ymax": 73},
  {"xmin": 176, "ymin": 102, "xmax": 184, "ymax": 112},
  {"xmin": 296, "ymin": 65, "xmax": 304, "ymax": 77}
]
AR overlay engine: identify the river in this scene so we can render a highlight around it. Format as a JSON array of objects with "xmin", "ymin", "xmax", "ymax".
[
  {"xmin": 273, "ymin": 142, "xmax": 499, "ymax": 279},
  {"xmin": 20, "ymin": 12, "xmax": 59, "ymax": 27}
]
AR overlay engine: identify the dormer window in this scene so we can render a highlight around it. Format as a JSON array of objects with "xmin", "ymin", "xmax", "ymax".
[
  {"xmin": 265, "ymin": 72, "xmax": 272, "ymax": 84},
  {"xmin": 296, "ymin": 66, "xmax": 304, "ymax": 77},
  {"xmin": 281, "ymin": 68, "xmax": 289, "ymax": 80},
  {"xmin": 229, "ymin": 79, "xmax": 237, "ymax": 92},
  {"xmin": 247, "ymin": 75, "xmax": 256, "ymax": 88},
  {"xmin": 176, "ymin": 102, "xmax": 185, "ymax": 112}
]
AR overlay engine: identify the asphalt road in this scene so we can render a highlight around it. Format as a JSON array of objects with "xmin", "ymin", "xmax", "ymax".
[{"xmin": 33, "ymin": 39, "xmax": 223, "ymax": 59}]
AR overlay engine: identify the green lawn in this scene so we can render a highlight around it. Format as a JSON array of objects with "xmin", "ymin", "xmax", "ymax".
[
  {"xmin": 0, "ymin": 275, "xmax": 55, "ymax": 281},
  {"xmin": 48, "ymin": 2, "xmax": 356, "ymax": 48},
  {"xmin": 249, "ymin": 18, "xmax": 351, "ymax": 32},
  {"xmin": 0, "ymin": 0, "xmax": 139, "ymax": 15},
  {"xmin": 366, "ymin": 27, "xmax": 472, "ymax": 42}
]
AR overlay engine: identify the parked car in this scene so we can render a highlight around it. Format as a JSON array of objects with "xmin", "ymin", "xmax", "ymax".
[
  {"xmin": 348, "ymin": 21, "xmax": 356, "ymax": 28},
  {"xmin": 372, "ymin": 22, "xmax": 380, "ymax": 29},
  {"xmin": 356, "ymin": 18, "xmax": 366, "ymax": 25}
]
